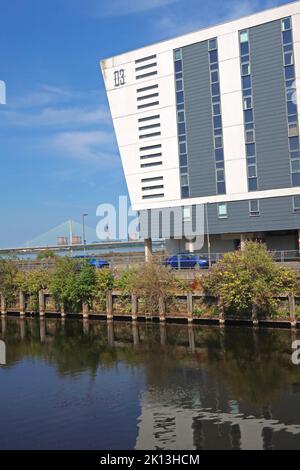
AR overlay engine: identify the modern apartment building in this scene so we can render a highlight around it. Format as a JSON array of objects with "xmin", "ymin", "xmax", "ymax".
[{"xmin": 101, "ymin": 1, "xmax": 300, "ymax": 256}]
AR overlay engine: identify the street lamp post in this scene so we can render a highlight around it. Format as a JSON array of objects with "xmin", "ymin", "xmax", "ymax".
[
  {"xmin": 205, "ymin": 203, "xmax": 212, "ymax": 269},
  {"xmin": 82, "ymin": 213, "xmax": 88, "ymax": 256}
]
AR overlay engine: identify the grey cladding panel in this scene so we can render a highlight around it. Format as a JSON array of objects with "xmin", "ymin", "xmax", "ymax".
[
  {"xmin": 139, "ymin": 196, "xmax": 300, "ymax": 237},
  {"xmin": 249, "ymin": 20, "xmax": 291, "ymax": 190},
  {"xmin": 182, "ymin": 41, "xmax": 216, "ymax": 197}
]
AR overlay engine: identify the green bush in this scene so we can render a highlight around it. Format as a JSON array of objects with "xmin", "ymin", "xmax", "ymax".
[
  {"xmin": 203, "ymin": 242, "xmax": 299, "ymax": 317},
  {"xmin": 49, "ymin": 257, "xmax": 97, "ymax": 312},
  {"xmin": 0, "ymin": 257, "xmax": 18, "ymax": 306}
]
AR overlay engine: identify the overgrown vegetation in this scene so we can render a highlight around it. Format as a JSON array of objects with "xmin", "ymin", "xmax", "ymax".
[
  {"xmin": 0, "ymin": 242, "xmax": 299, "ymax": 318},
  {"xmin": 203, "ymin": 242, "xmax": 300, "ymax": 318}
]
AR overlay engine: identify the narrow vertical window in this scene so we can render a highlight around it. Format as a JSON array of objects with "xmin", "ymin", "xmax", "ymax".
[
  {"xmin": 208, "ymin": 38, "xmax": 226, "ymax": 195},
  {"xmin": 281, "ymin": 17, "xmax": 300, "ymax": 187},
  {"xmin": 239, "ymin": 29, "xmax": 258, "ymax": 191},
  {"xmin": 174, "ymin": 48, "xmax": 190, "ymax": 198}
]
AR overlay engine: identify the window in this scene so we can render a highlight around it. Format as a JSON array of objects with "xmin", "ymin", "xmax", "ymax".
[
  {"xmin": 242, "ymin": 63, "xmax": 250, "ymax": 76},
  {"xmin": 293, "ymin": 195, "xmax": 300, "ymax": 212},
  {"xmin": 246, "ymin": 130, "xmax": 255, "ymax": 143},
  {"xmin": 215, "ymin": 148, "xmax": 224, "ymax": 161},
  {"xmin": 176, "ymin": 80, "xmax": 183, "ymax": 92},
  {"xmin": 183, "ymin": 206, "xmax": 192, "ymax": 221},
  {"xmin": 209, "ymin": 50, "xmax": 218, "ymax": 64},
  {"xmin": 242, "ymin": 75, "xmax": 251, "ymax": 89},
  {"xmin": 284, "ymin": 52, "xmax": 293, "ymax": 66},
  {"xmin": 180, "ymin": 154, "xmax": 187, "ymax": 166},
  {"xmin": 215, "ymin": 136, "xmax": 223, "ymax": 148},
  {"xmin": 282, "ymin": 18, "xmax": 291, "ymax": 32},
  {"xmin": 175, "ymin": 60, "xmax": 183, "ymax": 73},
  {"xmin": 240, "ymin": 31, "xmax": 249, "ymax": 43},
  {"xmin": 174, "ymin": 49, "xmax": 182, "ymax": 60},
  {"xmin": 289, "ymin": 123, "xmax": 299, "ymax": 137},
  {"xmin": 244, "ymin": 97, "xmax": 252, "ymax": 110},
  {"xmin": 249, "ymin": 200, "xmax": 260, "ymax": 216},
  {"xmin": 209, "ymin": 38, "xmax": 217, "ymax": 51},
  {"xmin": 181, "ymin": 175, "xmax": 189, "ymax": 186},
  {"xmin": 218, "ymin": 203, "xmax": 228, "ymax": 219},
  {"xmin": 178, "ymin": 111, "xmax": 185, "ymax": 122},
  {"xmin": 291, "ymin": 159, "xmax": 300, "ymax": 172}
]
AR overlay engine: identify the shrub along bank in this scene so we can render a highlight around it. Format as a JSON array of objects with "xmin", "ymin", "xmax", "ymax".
[{"xmin": 0, "ymin": 242, "xmax": 299, "ymax": 319}]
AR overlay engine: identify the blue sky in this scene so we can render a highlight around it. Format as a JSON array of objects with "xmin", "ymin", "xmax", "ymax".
[{"xmin": 0, "ymin": 0, "xmax": 293, "ymax": 247}]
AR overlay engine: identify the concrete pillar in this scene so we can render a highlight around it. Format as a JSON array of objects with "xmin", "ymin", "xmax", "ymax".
[
  {"xmin": 288, "ymin": 294, "xmax": 297, "ymax": 328},
  {"xmin": 106, "ymin": 291, "xmax": 113, "ymax": 321},
  {"xmin": 159, "ymin": 295, "xmax": 166, "ymax": 322},
  {"xmin": 19, "ymin": 292, "xmax": 26, "ymax": 317},
  {"xmin": 1, "ymin": 295, "xmax": 6, "ymax": 316},
  {"xmin": 39, "ymin": 290, "xmax": 45, "ymax": 317},
  {"xmin": 131, "ymin": 294, "xmax": 138, "ymax": 321},
  {"xmin": 240, "ymin": 234, "xmax": 248, "ymax": 251},
  {"xmin": 82, "ymin": 302, "xmax": 89, "ymax": 319},
  {"xmin": 187, "ymin": 292, "xmax": 193, "ymax": 323},
  {"xmin": 145, "ymin": 238, "xmax": 153, "ymax": 263}
]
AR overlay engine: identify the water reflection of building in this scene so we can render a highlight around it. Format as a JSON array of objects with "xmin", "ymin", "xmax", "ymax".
[{"xmin": 135, "ymin": 391, "xmax": 300, "ymax": 450}]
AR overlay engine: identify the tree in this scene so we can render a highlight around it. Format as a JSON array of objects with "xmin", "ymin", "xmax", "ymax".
[
  {"xmin": 203, "ymin": 242, "xmax": 299, "ymax": 317},
  {"xmin": 0, "ymin": 257, "xmax": 18, "ymax": 306},
  {"xmin": 49, "ymin": 257, "xmax": 97, "ymax": 312}
]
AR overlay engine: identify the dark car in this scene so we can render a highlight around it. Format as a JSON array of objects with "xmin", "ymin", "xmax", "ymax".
[
  {"xmin": 164, "ymin": 253, "xmax": 209, "ymax": 269},
  {"xmin": 74, "ymin": 255, "xmax": 109, "ymax": 269}
]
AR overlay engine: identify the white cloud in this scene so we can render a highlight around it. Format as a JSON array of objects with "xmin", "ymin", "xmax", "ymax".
[
  {"xmin": 10, "ymin": 84, "xmax": 73, "ymax": 109},
  {"xmin": 50, "ymin": 130, "xmax": 118, "ymax": 166},
  {"xmin": 1, "ymin": 105, "xmax": 110, "ymax": 128},
  {"xmin": 154, "ymin": 0, "xmax": 288, "ymax": 38},
  {"xmin": 97, "ymin": 0, "xmax": 181, "ymax": 16}
]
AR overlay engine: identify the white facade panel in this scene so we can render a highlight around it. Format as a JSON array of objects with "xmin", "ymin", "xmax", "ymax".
[
  {"xmin": 221, "ymin": 91, "xmax": 244, "ymax": 127},
  {"xmin": 219, "ymin": 58, "xmax": 242, "ymax": 94},
  {"xmin": 224, "ymin": 159, "xmax": 248, "ymax": 195},
  {"xmin": 101, "ymin": 1, "xmax": 300, "ymax": 212}
]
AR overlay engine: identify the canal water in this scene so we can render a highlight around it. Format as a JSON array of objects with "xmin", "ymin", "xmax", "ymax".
[{"xmin": 0, "ymin": 317, "xmax": 300, "ymax": 450}]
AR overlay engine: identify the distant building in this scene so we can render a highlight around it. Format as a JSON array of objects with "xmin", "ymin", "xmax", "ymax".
[{"xmin": 102, "ymin": 1, "xmax": 300, "ymax": 255}]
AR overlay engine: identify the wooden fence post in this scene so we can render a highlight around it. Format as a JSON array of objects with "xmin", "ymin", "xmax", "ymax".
[
  {"xmin": 106, "ymin": 291, "xmax": 113, "ymax": 321},
  {"xmin": 159, "ymin": 295, "xmax": 166, "ymax": 322},
  {"xmin": 131, "ymin": 294, "xmax": 138, "ymax": 321},
  {"xmin": 1, "ymin": 295, "xmax": 7, "ymax": 317},
  {"xmin": 39, "ymin": 290, "xmax": 45, "ymax": 317},
  {"xmin": 289, "ymin": 294, "xmax": 297, "ymax": 328},
  {"xmin": 187, "ymin": 292, "xmax": 193, "ymax": 323},
  {"xmin": 19, "ymin": 292, "xmax": 25, "ymax": 317}
]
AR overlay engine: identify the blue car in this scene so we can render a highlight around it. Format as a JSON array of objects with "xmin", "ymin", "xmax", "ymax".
[
  {"xmin": 75, "ymin": 256, "xmax": 110, "ymax": 269},
  {"xmin": 164, "ymin": 253, "xmax": 209, "ymax": 269}
]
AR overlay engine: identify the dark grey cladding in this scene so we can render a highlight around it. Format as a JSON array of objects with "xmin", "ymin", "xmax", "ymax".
[
  {"xmin": 139, "ymin": 196, "xmax": 300, "ymax": 238},
  {"xmin": 182, "ymin": 41, "xmax": 216, "ymax": 197},
  {"xmin": 249, "ymin": 20, "xmax": 291, "ymax": 190}
]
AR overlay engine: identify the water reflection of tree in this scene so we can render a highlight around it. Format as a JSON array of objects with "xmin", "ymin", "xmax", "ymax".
[
  {"xmin": 3, "ymin": 319, "xmax": 300, "ymax": 409},
  {"xmin": 205, "ymin": 327, "xmax": 300, "ymax": 406}
]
